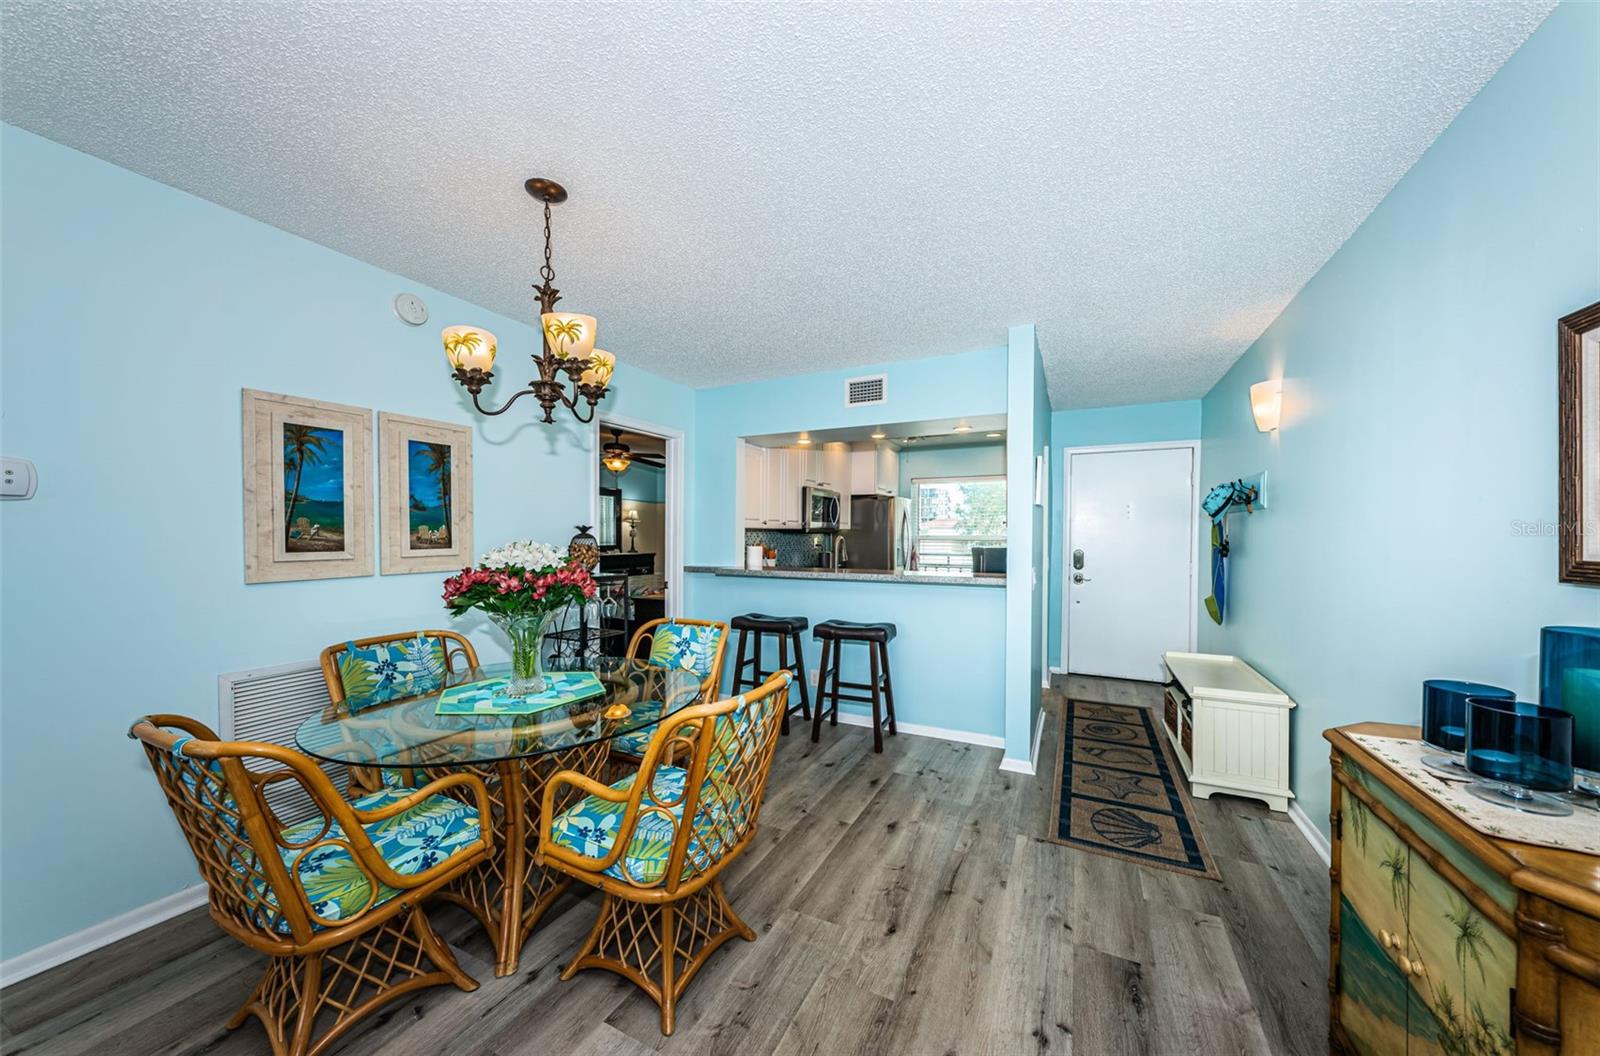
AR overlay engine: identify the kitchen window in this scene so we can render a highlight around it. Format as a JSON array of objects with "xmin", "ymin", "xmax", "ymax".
[{"xmin": 910, "ymin": 475, "xmax": 1006, "ymax": 572}]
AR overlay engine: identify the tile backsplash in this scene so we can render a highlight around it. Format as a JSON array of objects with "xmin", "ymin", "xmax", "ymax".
[{"xmin": 743, "ymin": 529, "xmax": 833, "ymax": 568}]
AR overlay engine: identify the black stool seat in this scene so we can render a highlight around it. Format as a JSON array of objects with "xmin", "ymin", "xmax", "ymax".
[
  {"xmin": 731, "ymin": 613, "xmax": 809, "ymax": 635},
  {"xmin": 812, "ymin": 619, "xmax": 898, "ymax": 752},
  {"xmin": 814, "ymin": 620, "xmax": 897, "ymax": 643},
  {"xmin": 729, "ymin": 611, "xmax": 811, "ymax": 736}
]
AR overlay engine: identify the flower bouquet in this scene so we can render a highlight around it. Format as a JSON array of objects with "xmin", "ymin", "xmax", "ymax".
[{"xmin": 443, "ymin": 540, "xmax": 597, "ymax": 696}]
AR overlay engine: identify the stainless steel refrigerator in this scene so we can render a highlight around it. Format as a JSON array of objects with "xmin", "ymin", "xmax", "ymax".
[{"xmin": 845, "ymin": 496, "xmax": 910, "ymax": 571}]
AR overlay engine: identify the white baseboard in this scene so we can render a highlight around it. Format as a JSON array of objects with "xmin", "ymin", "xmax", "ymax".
[
  {"xmin": 1049, "ymin": 666, "xmax": 1070, "ymax": 676},
  {"xmin": 1288, "ymin": 802, "xmax": 1332, "ymax": 866},
  {"xmin": 998, "ymin": 708, "xmax": 1049, "ymax": 775},
  {"xmin": 0, "ymin": 883, "xmax": 208, "ymax": 988},
  {"xmin": 828, "ymin": 708, "xmax": 1004, "ymax": 750}
]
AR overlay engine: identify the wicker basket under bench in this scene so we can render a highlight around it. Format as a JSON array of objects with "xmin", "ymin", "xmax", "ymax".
[{"xmin": 1160, "ymin": 651, "xmax": 1295, "ymax": 813}]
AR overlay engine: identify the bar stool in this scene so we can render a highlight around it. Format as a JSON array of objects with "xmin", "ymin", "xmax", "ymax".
[
  {"xmin": 730, "ymin": 613, "xmax": 812, "ymax": 734},
  {"xmin": 812, "ymin": 620, "xmax": 897, "ymax": 752}
]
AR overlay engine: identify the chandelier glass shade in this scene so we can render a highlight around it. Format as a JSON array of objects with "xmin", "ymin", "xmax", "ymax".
[{"xmin": 442, "ymin": 326, "xmax": 497, "ymax": 373}]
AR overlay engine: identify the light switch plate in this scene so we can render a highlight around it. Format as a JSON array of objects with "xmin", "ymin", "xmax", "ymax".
[{"xmin": 1, "ymin": 457, "xmax": 37, "ymax": 500}]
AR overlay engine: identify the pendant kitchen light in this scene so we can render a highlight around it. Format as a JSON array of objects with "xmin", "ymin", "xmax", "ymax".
[{"xmin": 443, "ymin": 178, "xmax": 614, "ymax": 424}]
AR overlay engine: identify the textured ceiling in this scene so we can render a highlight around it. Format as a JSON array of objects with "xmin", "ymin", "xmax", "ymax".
[{"xmin": 0, "ymin": 1, "xmax": 1552, "ymax": 407}]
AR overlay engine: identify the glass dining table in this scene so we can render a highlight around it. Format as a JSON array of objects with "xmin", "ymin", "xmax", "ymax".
[{"xmin": 295, "ymin": 658, "xmax": 704, "ymax": 976}]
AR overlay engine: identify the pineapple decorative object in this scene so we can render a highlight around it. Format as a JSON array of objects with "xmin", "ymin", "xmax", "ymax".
[{"xmin": 567, "ymin": 525, "xmax": 600, "ymax": 571}]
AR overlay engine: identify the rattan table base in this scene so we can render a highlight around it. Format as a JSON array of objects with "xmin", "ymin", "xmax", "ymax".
[{"xmin": 427, "ymin": 738, "xmax": 612, "ymax": 976}]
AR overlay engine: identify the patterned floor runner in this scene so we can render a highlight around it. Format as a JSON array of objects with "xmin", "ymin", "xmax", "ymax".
[{"xmin": 1048, "ymin": 698, "xmax": 1220, "ymax": 880}]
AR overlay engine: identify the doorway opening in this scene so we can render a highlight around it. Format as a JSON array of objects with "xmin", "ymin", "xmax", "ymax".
[{"xmin": 579, "ymin": 416, "xmax": 684, "ymax": 661}]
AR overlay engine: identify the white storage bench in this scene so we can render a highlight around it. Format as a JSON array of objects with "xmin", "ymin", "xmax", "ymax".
[{"xmin": 1160, "ymin": 651, "xmax": 1295, "ymax": 813}]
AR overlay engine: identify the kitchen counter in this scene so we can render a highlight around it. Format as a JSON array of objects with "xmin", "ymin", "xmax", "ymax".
[{"xmin": 685, "ymin": 565, "xmax": 1005, "ymax": 588}]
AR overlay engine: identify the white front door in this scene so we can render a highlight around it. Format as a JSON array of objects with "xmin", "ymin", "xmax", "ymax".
[{"xmin": 1065, "ymin": 445, "xmax": 1195, "ymax": 681}]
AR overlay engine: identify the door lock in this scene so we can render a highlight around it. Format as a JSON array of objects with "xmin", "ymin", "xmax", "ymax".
[{"xmin": 1072, "ymin": 548, "xmax": 1085, "ymax": 570}]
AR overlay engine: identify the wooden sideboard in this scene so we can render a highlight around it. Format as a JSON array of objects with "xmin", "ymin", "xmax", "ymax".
[{"xmin": 1326, "ymin": 723, "xmax": 1600, "ymax": 1055}]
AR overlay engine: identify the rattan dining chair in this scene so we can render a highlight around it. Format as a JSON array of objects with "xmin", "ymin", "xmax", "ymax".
[
  {"xmin": 606, "ymin": 617, "xmax": 730, "ymax": 771},
  {"xmin": 130, "ymin": 714, "xmax": 494, "ymax": 1056},
  {"xmin": 536, "ymin": 670, "xmax": 793, "ymax": 1035},
  {"xmin": 318, "ymin": 630, "xmax": 479, "ymax": 792}
]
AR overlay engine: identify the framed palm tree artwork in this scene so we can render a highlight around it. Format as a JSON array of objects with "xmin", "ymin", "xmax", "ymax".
[
  {"xmin": 243, "ymin": 389, "xmax": 374, "ymax": 583},
  {"xmin": 378, "ymin": 412, "xmax": 473, "ymax": 574}
]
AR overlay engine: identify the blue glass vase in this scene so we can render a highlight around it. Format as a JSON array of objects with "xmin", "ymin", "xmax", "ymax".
[
  {"xmin": 1464, "ymin": 696, "xmax": 1575, "ymax": 816},
  {"xmin": 1420, "ymin": 679, "xmax": 1514, "ymax": 779},
  {"xmin": 1539, "ymin": 625, "xmax": 1600, "ymax": 799}
]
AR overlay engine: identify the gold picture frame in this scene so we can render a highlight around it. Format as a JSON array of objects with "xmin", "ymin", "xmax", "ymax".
[
  {"xmin": 243, "ymin": 389, "xmax": 373, "ymax": 583},
  {"xmin": 379, "ymin": 412, "xmax": 473, "ymax": 574}
]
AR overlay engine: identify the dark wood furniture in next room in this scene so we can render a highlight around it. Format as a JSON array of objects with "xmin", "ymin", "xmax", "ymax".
[{"xmin": 1326, "ymin": 722, "xmax": 1600, "ymax": 1055}]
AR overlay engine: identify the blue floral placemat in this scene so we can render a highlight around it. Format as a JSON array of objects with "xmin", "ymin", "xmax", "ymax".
[{"xmin": 436, "ymin": 672, "xmax": 605, "ymax": 716}]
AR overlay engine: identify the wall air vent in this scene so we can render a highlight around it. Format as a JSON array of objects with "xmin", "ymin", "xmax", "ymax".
[
  {"xmin": 218, "ymin": 659, "xmax": 348, "ymax": 825},
  {"xmin": 844, "ymin": 374, "xmax": 888, "ymax": 408}
]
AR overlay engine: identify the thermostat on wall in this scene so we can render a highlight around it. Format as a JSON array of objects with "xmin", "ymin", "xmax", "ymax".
[
  {"xmin": 1, "ymin": 457, "xmax": 38, "ymax": 500},
  {"xmin": 392, "ymin": 292, "xmax": 429, "ymax": 326}
]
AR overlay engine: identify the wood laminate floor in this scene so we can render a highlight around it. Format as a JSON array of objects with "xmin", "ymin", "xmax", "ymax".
[{"xmin": 2, "ymin": 686, "xmax": 1329, "ymax": 1056}]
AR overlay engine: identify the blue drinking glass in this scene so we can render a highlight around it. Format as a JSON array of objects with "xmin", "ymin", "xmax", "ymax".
[
  {"xmin": 1464, "ymin": 696, "xmax": 1575, "ymax": 816},
  {"xmin": 1420, "ymin": 679, "xmax": 1515, "ymax": 778},
  {"xmin": 1540, "ymin": 626, "xmax": 1600, "ymax": 799}
]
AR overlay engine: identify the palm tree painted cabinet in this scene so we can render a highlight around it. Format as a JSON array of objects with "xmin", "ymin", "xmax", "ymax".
[{"xmin": 1327, "ymin": 724, "xmax": 1600, "ymax": 1056}]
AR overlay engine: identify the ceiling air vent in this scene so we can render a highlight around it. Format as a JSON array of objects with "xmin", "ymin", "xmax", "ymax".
[{"xmin": 844, "ymin": 374, "xmax": 888, "ymax": 408}]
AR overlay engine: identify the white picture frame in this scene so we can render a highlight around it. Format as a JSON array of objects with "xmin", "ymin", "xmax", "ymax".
[
  {"xmin": 378, "ymin": 412, "xmax": 473, "ymax": 574},
  {"xmin": 243, "ymin": 389, "xmax": 373, "ymax": 583}
]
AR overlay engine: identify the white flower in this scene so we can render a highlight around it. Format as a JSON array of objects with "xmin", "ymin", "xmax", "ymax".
[{"xmin": 480, "ymin": 540, "xmax": 565, "ymax": 571}]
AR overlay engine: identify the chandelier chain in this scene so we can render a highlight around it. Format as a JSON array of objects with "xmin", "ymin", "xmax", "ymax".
[{"xmin": 539, "ymin": 202, "xmax": 555, "ymax": 284}]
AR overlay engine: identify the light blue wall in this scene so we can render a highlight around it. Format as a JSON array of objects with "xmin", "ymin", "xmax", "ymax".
[
  {"xmin": 1047, "ymin": 401, "xmax": 1202, "ymax": 668},
  {"xmin": 897, "ymin": 442, "xmax": 1006, "ymax": 498},
  {"xmin": 685, "ymin": 574, "xmax": 1006, "ymax": 737},
  {"xmin": 1002, "ymin": 325, "xmax": 1050, "ymax": 765},
  {"xmin": 683, "ymin": 346, "xmax": 1011, "ymax": 743},
  {"xmin": 0, "ymin": 126, "xmax": 696, "ymax": 959},
  {"xmin": 688, "ymin": 347, "xmax": 1008, "ymax": 568},
  {"xmin": 612, "ymin": 461, "xmax": 665, "ymax": 502},
  {"xmin": 1198, "ymin": 2, "xmax": 1599, "ymax": 837}
]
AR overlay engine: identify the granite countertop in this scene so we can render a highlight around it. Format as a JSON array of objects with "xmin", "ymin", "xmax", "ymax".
[{"xmin": 685, "ymin": 565, "xmax": 1005, "ymax": 588}]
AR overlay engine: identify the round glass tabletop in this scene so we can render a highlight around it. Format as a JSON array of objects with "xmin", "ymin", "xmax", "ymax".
[{"xmin": 294, "ymin": 659, "xmax": 703, "ymax": 768}]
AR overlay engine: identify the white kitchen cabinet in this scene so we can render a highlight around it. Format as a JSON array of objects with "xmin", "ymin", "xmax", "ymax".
[
  {"xmin": 768, "ymin": 449, "xmax": 802, "ymax": 529},
  {"xmin": 827, "ymin": 443, "xmax": 852, "ymax": 529},
  {"xmin": 850, "ymin": 443, "xmax": 900, "ymax": 497},
  {"xmin": 763, "ymin": 446, "xmax": 785, "ymax": 527},
  {"xmin": 877, "ymin": 444, "xmax": 899, "ymax": 495},
  {"xmin": 742, "ymin": 442, "xmax": 768, "ymax": 527},
  {"xmin": 820, "ymin": 443, "xmax": 850, "ymax": 492},
  {"xmin": 794, "ymin": 447, "xmax": 821, "ymax": 488}
]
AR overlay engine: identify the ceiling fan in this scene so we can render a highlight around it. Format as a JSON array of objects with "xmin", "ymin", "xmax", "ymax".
[{"xmin": 601, "ymin": 428, "xmax": 665, "ymax": 475}]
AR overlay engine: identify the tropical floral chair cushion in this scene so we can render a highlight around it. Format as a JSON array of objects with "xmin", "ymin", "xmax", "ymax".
[
  {"xmin": 646, "ymin": 622, "xmax": 723, "ymax": 678},
  {"xmin": 166, "ymin": 736, "xmax": 480, "ymax": 932},
  {"xmin": 274, "ymin": 787, "xmax": 481, "ymax": 932},
  {"xmin": 546, "ymin": 765, "xmax": 741, "ymax": 886},
  {"xmin": 610, "ymin": 699, "xmax": 665, "ymax": 757},
  {"xmin": 338, "ymin": 634, "xmax": 447, "ymax": 711}
]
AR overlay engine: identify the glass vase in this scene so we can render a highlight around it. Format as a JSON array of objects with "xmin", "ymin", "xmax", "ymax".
[{"xmin": 488, "ymin": 610, "xmax": 555, "ymax": 696}]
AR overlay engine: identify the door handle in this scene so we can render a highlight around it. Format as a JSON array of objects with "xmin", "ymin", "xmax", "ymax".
[{"xmin": 1073, "ymin": 573, "xmax": 1091, "ymax": 583}]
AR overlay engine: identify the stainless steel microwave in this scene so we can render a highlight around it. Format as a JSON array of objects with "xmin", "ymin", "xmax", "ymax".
[{"xmin": 801, "ymin": 486, "xmax": 841, "ymax": 531}]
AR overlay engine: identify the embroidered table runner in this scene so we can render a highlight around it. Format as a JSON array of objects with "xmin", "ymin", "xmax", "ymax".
[
  {"xmin": 1348, "ymin": 734, "xmax": 1600, "ymax": 855},
  {"xmin": 436, "ymin": 671, "xmax": 605, "ymax": 716}
]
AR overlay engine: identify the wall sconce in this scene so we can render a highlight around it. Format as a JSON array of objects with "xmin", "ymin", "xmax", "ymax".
[{"xmin": 1250, "ymin": 380, "xmax": 1282, "ymax": 432}]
